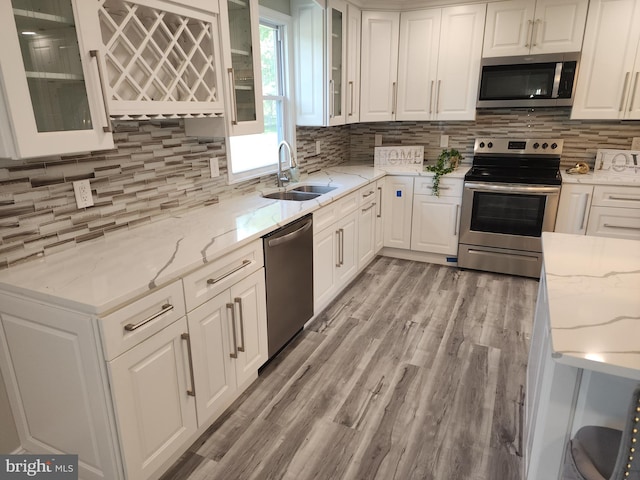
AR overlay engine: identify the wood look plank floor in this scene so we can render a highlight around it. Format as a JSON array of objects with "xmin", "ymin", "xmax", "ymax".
[{"xmin": 160, "ymin": 257, "xmax": 537, "ymax": 480}]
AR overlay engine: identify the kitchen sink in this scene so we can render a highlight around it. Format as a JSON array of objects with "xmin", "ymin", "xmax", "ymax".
[
  {"xmin": 263, "ymin": 191, "xmax": 321, "ymax": 201},
  {"xmin": 291, "ymin": 185, "xmax": 337, "ymax": 194}
]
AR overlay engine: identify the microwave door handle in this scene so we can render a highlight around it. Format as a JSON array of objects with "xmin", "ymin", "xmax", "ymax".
[{"xmin": 551, "ymin": 62, "xmax": 563, "ymax": 98}]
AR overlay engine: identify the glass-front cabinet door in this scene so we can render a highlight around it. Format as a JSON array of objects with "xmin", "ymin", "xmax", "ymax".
[
  {"xmin": 328, "ymin": 0, "xmax": 346, "ymax": 126},
  {"xmin": 0, "ymin": 0, "xmax": 113, "ymax": 159},
  {"xmin": 221, "ymin": 0, "xmax": 264, "ymax": 135}
]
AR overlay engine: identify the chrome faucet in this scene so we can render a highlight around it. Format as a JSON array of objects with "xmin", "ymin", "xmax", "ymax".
[{"xmin": 277, "ymin": 140, "xmax": 294, "ymax": 187}]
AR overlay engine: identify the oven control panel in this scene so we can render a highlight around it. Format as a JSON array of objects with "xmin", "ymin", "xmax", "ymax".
[{"xmin": 474, "ymin": 138, "xmax": 563, "ymax": 155}]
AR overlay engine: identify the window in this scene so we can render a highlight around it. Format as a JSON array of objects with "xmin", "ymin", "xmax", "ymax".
[{"xmin": 228, "ymin": 8, "xmax": 294, "ymax": 183}]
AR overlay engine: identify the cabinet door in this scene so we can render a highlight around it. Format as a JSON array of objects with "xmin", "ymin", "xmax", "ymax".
[
  {"xmin": 383, "ymin": 176, "xmax": 414, "ymax": 249},
  {"xmin": 0, "ymin": 0, "xmax": 113, "ymax": 159},
  {"xmin": 358, "ymin": 198, "xmax": 376, "ymax": 268},
  {"xmin": 360, "ymin": 11, "xmax": 400, "ymax": 122},
  {"xmin": 483, "ymin": 0, "xmax": 535, "ymax": 57},
  {"xmin": 345, "ymin": 3, "xmax": 361, "ymax": 124},
  {"xmin": 435, "ymin": 4, "xmax": 485, "ymax": 121},
  {"xmin": 230, "ymin": 269, "xmax": 268, "ymax": 387},
  {"xmin": 587, "ymin": 206, "xmax": 640, "ymax": 240},
  {"xmin": 187, "ymin": 291, "xmax": 237, "ymax": 425},
  {"xmin": 328, "ymin": 0, "xmax": 348, "ymax": 126},
  {"xmin": 313, "ymin": 225, "xmax": 338, "ymax": 312},
  {"xmin": 375, "ymin": 178, "xmax": 386, "ymax": 254},
  {"xmin": 571, "ymin": 0, "xmax": 640, "ymax": 120},
  {"xmin": 531, "ymin": 0, "xmax": 589, "ymax": 55},
  {"xmin": 411, "ymin": 195, "xmax": 461, "ymax": 255},
  {"xmin": 396, "ymin": 9, "xmax": 441, "ymax": 121},
  {"xmin": 554, "ymin": 184, "xmax": 594, "ymax": 235},
  {"xmin": 336, "ymin": 211, "xmax": 358, "ymax": 287},
  {"xmin": 108, "ymin": 317, "xmax": 197, "ymax": 480},
  {"xmin": 220, "ymin": 0, "xmax": 264, "ymax": 135}
]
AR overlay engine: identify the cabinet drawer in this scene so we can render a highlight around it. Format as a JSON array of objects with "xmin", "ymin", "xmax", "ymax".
[
  {"xmin": 592, "ymin": 185, "xmax": 640, "ymax": 208},
  {"xmin": 100, "ymin": 281, "xmax": 186, "ymax": 361},
  {"xmin": 183, "ymin": 240, "xmax": 263, "ymax": 311},
  {"xmin": 587, "ymin": 206, "xmax": 640, "ymax": 240},
  {"xmin": 414, "ymin": 176, "xmax": 463, "ymax": 197},
  {"xmin": 314, "ymin": 203, "xmax": 338, "ymax": 232},
  {"xmin": 336, "ymin": 191, "xmax": 359, "ymax": 216},
  {"xmin": 358, "ymin": 184, "xmax": 377, "ymax": 206}
]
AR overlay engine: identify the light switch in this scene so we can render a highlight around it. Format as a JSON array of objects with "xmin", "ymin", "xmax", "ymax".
[{"xmin": 375, "ymin": 134, "xmax": 382, "ymax": 146}]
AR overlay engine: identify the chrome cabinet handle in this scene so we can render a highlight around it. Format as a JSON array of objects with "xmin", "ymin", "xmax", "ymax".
[
  {"xmin": 335, "ymin": 230, "xmax": 341, "ymax": 267},
  {"xmin": 349, "ymin": 81, "xmax": 354, "ymax": 116},
  {"xmin": 429, "ymin": 80, "xmax": 434, "ymax": 114},
  {"xmin": 362, "ymin": 202, "xmax": 376, "ymax": 212},
  {"xmin": 362, "ymin": 190, "xmax": 375, "ymax": 198},
  {"xmin": 181, "ymin": 333, "xmax": 196, "ymax": 396},
  {"xmin": 603, "ymin": 224, "xmax": 640, "ymax": 230},
  {"xmin": 453, "ymin": 204, "xmax": 459, "ymax": 236},
  {"xmin": 377, "ymin": 186, "xmax": 383, "ymax": 218},
  {"xmin": 124, "ymin": 303, "xmax": 173, "ymax": 331},
  {"xmin": 436, "ymin": 80, "xmax": 441, "ymax": 114},
  {"xmin": 227, "ymin": 303, "xmax": 238, "ymax": 358},
  {"xmin": 340, "ymin": 228, "xmax": 344, "ymax": 265},
  {"xmin": 580, "ymin": 193, "xmax": 591, "ymax": 230},
  {"xmin": 89, "ymin": 50, "xmax": 112, "ymax": 133},
  {"xmin": 234, "ymin": 297, "xmax": 246, "ymax": 352},
  {"xmin": 228, "ymin": 68, "xmax": 238, "ymax": 125},
  {"xmin": 620, "ymin": 72, "xmax": 631, "ymax": 111},
  {"xmin": 524, "ymin": 19, "xmax": 533, "ymax": 48},
  {"xmin": 392, "ymin": 82, "xmax": 397, "ymax": 115},
  {"xmin": 329, "ymin": 79, "xmax": 335, "ymax": 118},
  {"xmin": 608, "ymin": 195, "xmax": 640, "ymax": 202},
  {"xmin": 207, "ymin": 259, "xmax": 251, "ymax": 285},
  {"xmin": 531, "ymin": 19, "xmax": 541, "ymax": 47}
]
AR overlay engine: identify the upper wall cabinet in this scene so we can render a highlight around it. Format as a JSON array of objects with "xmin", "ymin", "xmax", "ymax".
[
  {"xmin": 571, "ymin": 0, "xmax": 640, "ymax": 120},
  {"xmin": 0, "ymin": 0, "xmax": 114, "ymax": 159},
  {"xmin": 360, "ymin": 4, "xmax": 485, "ymax": 122},
  {"xmin": 87, "ymin": 0, "xmax": 225, "ymax": 119},
  {"xmin": 292, "ymin": 0, "xmax": 349, "ymax": 126},
  {"xmin": 219, "ymin": 0, "xmax": 264, "ymax": 135},
  {"xmin": 483, "ymin": 0, "xmax": 588, "ymax": 57}
]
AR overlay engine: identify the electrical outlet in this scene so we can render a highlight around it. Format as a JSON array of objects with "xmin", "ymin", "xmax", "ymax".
[
  {"xmin": 209, "ymin": 158, "xmax": 219, "ymax": 177},
  {"xmin": 73, "ymin": 180, "xmax": 94, "ymax": 208},
  {"xmin": 374, "ymin": 134, "xmax": 383, "ymax": 146},
  {"xmin": 440, "ymin": 134, "xmax": 449, "ymax": 147},
  {"xmin": 632, "ymin": 137, "xmax": 640, "ymax": 150},
  {"xmin": 315, "ymin": 140, "xmax": 321, "ymax": 155}
]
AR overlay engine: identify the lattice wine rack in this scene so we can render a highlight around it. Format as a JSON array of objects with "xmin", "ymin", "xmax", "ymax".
[{"xmin": 97, "ymin": 0, "xmax": 224, "ymax": 118}]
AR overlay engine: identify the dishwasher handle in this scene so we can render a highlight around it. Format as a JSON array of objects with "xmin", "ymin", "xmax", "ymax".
[{"xmin": 267, "ymin": 218, "xmax": 313, "ymax": 247}]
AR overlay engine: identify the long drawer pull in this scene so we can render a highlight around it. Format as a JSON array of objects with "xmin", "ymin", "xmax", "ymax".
[
  {"xmin": 362, "ymin": 190, "xmax": 375, "ymax": 198},
  {"xmin": 335, "ymin": 230, "xmax": 341, "ymax": 267},
  {"xmin": 228, "ymin": 68, "xmax": 238, "ymax": 125},
  {"xmin": 181, "ymin": 333, "xmax": 196, "ymax": 397},
  {"xmin": 362, "ymin": 202, "xmax": 376, "ymax": 212},
  {"xmin": 607, "ymin": 196, "xmax": 640, "ymax": 202},
  {"xmin": 580, "ymin": 193, "xmax": 590, "ymax": 230},
  {"xmin": 124, "ymin": 303, "xmax": 173, "ymax": 331},
  {"xmin": 207, "ymin": 260, "xmax": 251, "ymax": 285},
  {"xmin": 234, "ymin": 297, "xmax": 246, "ymax": 352},
  {"xmin": 377, "ymin": 186, "xmax": 383, "ymax": 218},
  {"xmin": 89, "ymin": 50, "xmax": 112, "ymax": 133},
  {"xmin": 228, "ymin": 303, "xmax": 238, "ymax": 359},
  {"xmin": 603, "ymin": 224, "xmax": 640, "ymax": 231}
]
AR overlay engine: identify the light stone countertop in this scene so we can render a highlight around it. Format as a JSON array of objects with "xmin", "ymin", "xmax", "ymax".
[
  {"xmin": 542, "ymin": 232, "xmax": 640, "ymax": 380},
  {"xmin": 0, "ymin": 164, "xmax": 469, "ymax": 316},
  {"xmin": 561, "ymin": 170, "xmax": 640, "ymax": 186}
]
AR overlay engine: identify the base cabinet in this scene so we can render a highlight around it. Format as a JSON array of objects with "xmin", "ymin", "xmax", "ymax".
[
  {"xmin": 383, "ymin": 176, "xmax": 414, "ymax": 249},
  {"xmin": 554, "ymin": 183, "xmax": 593, "ymax": 235},
  {"xmin": 357, "ymin": 184, "xmax": 378, "ymax": 268},
  {"xmin": 410, "ymin": 195, "xmax": 461, "ymax": 255}
]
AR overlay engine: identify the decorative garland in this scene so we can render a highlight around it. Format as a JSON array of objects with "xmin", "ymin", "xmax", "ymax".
[{"xmin": 425, "ymin": 148, "xmax": 461, "ymax": 196}]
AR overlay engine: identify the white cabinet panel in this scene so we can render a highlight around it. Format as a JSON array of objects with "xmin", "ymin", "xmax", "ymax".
[
  {"xmin": 313, "ymin": 224, "xmax": 338, "ymax": 311},
  {"xmin": 410, "ymin": 195, "xmax": 461, "ymax": 255},
  {"xmin": 554, "ymin": 183, "xmax": 594, "ymax": 235},
  {"xmin": 587, "ymin": 206, "xmax": 640, "ymax": 240},
  {"xmin": 383, "ymin": 176, "xmax": 414, "ymax": 249}
]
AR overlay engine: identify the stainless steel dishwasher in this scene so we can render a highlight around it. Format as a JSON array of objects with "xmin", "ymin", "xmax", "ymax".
[{"xmin": 263, "ymin": 214, "xmax": 314, "ymax": 358}]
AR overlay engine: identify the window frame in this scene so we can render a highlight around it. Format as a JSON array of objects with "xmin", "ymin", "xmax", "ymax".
[{"xmin": 227, "ymin": 6, "xmax": 296, "ymax": 185}]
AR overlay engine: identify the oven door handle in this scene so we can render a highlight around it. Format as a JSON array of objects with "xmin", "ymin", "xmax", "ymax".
[{"xmin": 464, "ymin": 182, "xmax": 560, "ymax": 195}]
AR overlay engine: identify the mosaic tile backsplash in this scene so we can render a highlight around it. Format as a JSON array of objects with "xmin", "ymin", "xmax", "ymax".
[{"xmin": 1, "ymin": 108, "xmax": 640, "ymax": 269}]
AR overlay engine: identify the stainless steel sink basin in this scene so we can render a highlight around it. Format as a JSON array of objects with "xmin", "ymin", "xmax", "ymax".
[
  {"xmin": 291, "ymin": 185, "xmax": 337, "ymax": 194},
  {"xmin": 263, "ymin": 191, "xmax": 321, "ymax": 201}
]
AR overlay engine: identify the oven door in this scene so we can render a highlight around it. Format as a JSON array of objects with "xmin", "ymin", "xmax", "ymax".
[{"xmin": 459, "ymin": 182, "xmax": 560, "ymax": 252}]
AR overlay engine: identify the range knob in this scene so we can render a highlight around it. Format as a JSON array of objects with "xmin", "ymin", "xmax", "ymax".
[
  {"xmin": 479, "ymin": 142, "xmax": 485, "ymax": 148},
  {"xmin": 542, "ymin": 142, "xmax": 549, "ymax": 149},
  {"xmin": 533, "ymin": 142, "xmax": 540, "ymax": 149},
  {"xmin": 487, "ymin": 142, "xmax": 493, "ymax": 148},
  {"xmin": 551, "ymin": 142, "xmax": 558, "ymax": 149}
]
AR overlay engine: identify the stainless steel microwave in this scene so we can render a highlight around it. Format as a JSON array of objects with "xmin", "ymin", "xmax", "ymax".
[{"xmin": 477, "ymin": 52, "xmax": 580, "ymax": 108}]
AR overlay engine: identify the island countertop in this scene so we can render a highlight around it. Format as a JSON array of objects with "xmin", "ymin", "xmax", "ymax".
[{"xmin": 542, "ymin": 232, "xmax": 640, "ymax": 379}]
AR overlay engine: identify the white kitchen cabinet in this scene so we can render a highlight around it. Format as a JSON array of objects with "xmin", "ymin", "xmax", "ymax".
[
  {"xmin": 571, "ymin": 0, "xmax": 640, "ymax": 120},
  {"xmin": 187, "ymin": 268, "xmax": 267, "ymax": 424},
  {"xmin": 108, "ymin": 317, "xmax": 197, "ymax": 480},
  {"xmin": 483, "ymin": 0, "xmax": 588, "ymax": 58},
  {"xmin": 293, "ymin": 0, "xmax": 347, "ymax": 126},
  {"xmin": 361, "ymin": 5, "xmax": 485, "ymax": 122},
  {"xmin": 375, "ymin": 177, "xmax": 386, "ymax": 254},
  {"xmin": 555, "ymin": 183, "xmax": 594, "ymax": 235},
  {"xmin": 0, "ymin": 0, "xmax": 114, "ymax": 159},
  {"xmin": 383, "ymin": 176, "xmax": 414, "ymax": 249},
  {"xmin": 313, "ymin": 191, "xmax": 359, "ymax": 312},
  {"xmin": 345, "ymin": 3, "xmax": 361, "ymax": 124},
  {"xmin": 219, "ymin": 0, "xmax": 264, "ymax": 135},
  {"xmin": 410, "ymin": 177, "xmax": 462, "ymax": 255},
  {"xmin": 586, "ymin": 185, "xmax": 640, "ymax": 240},
  {"xmin": 88, "ymin": 0, "xmax": 225, "ymax": 119},
  {"xmin": 357, "ymin": 185, "xmax": 377, "ymax": 269}
]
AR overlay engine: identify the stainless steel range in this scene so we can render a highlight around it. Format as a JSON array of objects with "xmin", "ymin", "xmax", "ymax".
[{"xmin": 458, "ymin": 138, "xmax": 563, "ymax": 278}]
